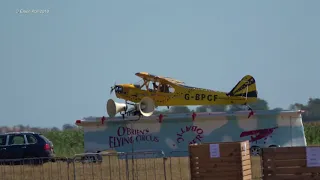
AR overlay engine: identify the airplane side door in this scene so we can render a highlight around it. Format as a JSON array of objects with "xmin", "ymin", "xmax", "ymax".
[
  {"xmin": 154, "ymin": 83, "xmax": 175, "ymax": 104},
  {"xmin": 148, "ymin": 82, "xmax": 167, "ymax": 102}
]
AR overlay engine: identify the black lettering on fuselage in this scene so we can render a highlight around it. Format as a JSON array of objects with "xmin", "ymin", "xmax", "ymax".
[
  {"xmin": 185, "ymin": 93, "xmax": 218, "ymax": 101},
  {"xmin": 195, "ymin": 94, "xmax": 200, "ymax": 100},
  {"xmin": 195, "ymin": 94, "xmax": 207, "ymax": 100},
  {"xmin": 184, "ymin": 94, "xmax": 190, "ymax": 100},
  {"xmin": 204, "ymin": 94, "xmax": 218, "ymax": 101},
  {"xmin": 201, "ymin": 94, "xmax": 206, "ymax": 100}
]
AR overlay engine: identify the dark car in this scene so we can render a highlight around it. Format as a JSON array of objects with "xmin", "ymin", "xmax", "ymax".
[{"xmin": 0, "ymin": 132, "xmax": 55, "ymax": 165}]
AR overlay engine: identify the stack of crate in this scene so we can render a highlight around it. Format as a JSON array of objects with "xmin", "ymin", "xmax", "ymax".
[
  {"xmin": 262, "ymin": 146, "xmax": 320, "ymax": 179},
  {"xmin": 189, "ymin": 140, "xmax": 252, "ymax": 180}
]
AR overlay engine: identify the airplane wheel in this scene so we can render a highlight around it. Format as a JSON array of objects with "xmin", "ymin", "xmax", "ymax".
[{"xmin": 250, "ymin": 146, "xmax": 261, "ymax": 156}]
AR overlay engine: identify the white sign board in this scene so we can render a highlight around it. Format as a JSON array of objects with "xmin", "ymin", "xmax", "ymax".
[
  {"xmin": 209, "ymin": 144, "xmax": 220, "ymax": 158},
  {"xmin": 306, "ymin": 147, "xmax": 320, "ymax": 167}
]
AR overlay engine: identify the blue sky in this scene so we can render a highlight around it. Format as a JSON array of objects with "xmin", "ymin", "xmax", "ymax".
[{"xmin": 0, "ymin": 0, "xmax": 319, "ymax": 128}]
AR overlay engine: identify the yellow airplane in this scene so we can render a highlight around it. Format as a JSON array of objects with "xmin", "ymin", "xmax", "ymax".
[{"xmin": 106, "ymin": 72, "xmax": 258, "ymax": 118}]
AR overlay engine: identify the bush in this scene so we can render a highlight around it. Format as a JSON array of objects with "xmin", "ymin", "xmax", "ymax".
[
  {"xmin": 43, "ymin": 129, "xmax": 84, "ymax": 157},
  {"xmin": 304, "ymin": 122, "xmax": 320, "ymax": 145}
]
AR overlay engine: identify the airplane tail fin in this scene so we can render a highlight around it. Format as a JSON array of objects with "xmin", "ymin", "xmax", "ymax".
[{"xmin": 227, "ymin": 75, "xmax": 258, "ymax": 100}]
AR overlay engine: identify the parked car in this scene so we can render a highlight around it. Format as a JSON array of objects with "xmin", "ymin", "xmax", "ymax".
[
  {"xmin": 79, "ymin": 151, "xmax": 103, "ymax": 164},
  {"xmin": 0, "ymin": 131, "xmax": 55, "ymax": 165}
]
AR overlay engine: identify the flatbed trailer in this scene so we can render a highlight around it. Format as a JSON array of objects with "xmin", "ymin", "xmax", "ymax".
[{"xmin": 75, "ymin": 110, "xmax": 306, "ymax": 157}]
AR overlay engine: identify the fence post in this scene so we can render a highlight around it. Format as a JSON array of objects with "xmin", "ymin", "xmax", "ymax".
[
  {"xmin": 67, "ymin": 158, "xmax": 70, "ymax": 180},
  {"xmin": 125, "ymin": 153, "xmax": 129, "ymax": 180},
  {"xmin": 132, "ymin": 152, "xmax": 135, "ymax": 180},
  {"xmin": 73, "ymin": 156, "xmax": 77, "ymax": 180},
  {"xmin": 162, "ymin": 151, "xmax": 167, "ymax": 180},
  {"xmin": 260, "ymin": 148, "xmax": 264, "ymax": 180}
]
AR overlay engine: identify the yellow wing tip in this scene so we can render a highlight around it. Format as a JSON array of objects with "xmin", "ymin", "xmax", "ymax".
[{"xmin": 136, "ymin": 72, "xmax": 149, "ymax": 75}]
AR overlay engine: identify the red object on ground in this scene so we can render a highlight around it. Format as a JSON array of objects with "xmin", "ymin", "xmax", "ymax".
[
  {"xmin": 159, "ymin": 114, "xmax": 163, "ymax": 123},
  {"xmin": 248, "ymin": 111, "xmax": 254, "ymax": 118},
  {"xmin": 192, "ymin": 112, "xmax": 197, "ymax": 121},
  {"xmin": 101, "ymin": 116, "xmax": 106, "ymax": 124}
]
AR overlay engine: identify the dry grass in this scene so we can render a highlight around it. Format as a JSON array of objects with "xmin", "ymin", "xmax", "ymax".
[{"xmin": 0, "ymin": 156, "xmax": 262, "ymax": 180}]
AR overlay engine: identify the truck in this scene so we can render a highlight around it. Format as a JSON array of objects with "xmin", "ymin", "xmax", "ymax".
[{"xmin": 75, "ymin": 110, "xmax": 307, "ymax": 158}]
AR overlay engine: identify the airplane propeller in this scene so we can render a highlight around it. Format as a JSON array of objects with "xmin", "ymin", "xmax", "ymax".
[{"xmin": 110, "ymin": 82, "xmax": 116, "ymax": 95}]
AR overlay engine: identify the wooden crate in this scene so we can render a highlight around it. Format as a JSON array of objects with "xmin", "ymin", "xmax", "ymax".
[
  {"xmin": 262, "ymin": 146, "xmax": 320, "ymax": 180},
  {"xmin": 189, "ymin": 140, "xmax": 252, "ymax": 180}
]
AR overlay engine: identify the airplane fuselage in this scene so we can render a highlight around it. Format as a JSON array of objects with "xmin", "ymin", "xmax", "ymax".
[{"xmin": 114, "ymin": 83, "xmax": 257, "ymax": 107}]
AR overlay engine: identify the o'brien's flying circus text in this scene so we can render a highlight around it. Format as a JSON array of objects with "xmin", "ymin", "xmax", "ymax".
[{"xmin": 108, "ymin": 126, "xmax": 159, "ymax": 148}]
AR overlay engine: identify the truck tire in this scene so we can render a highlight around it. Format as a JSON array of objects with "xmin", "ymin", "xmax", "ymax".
[{"xmin": 250, "ymin": 146, "xmax": 261, "ymax": 156}]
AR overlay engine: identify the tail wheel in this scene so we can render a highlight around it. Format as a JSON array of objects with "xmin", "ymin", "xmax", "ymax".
[{"xmin": 250, "ymin": 146, "xmax": 261, "ymax": 156}]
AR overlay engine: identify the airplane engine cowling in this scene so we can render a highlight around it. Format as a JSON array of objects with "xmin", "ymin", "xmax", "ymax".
[
  {"xmin": 138, "ymin": 97, "xmax": 155, "ymax": 117},
  {"xmin": 106, "ymin": 99, "xmax": 127, "ymax": 117}
]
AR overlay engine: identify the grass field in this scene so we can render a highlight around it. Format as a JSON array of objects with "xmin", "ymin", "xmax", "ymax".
[
  {"xmin": 1, "ymin": 122, "xmax": 318, "ymax": 179},
  {"xmin": 0, "ymin": 156, "xmax": 262, "ymax": 180}
]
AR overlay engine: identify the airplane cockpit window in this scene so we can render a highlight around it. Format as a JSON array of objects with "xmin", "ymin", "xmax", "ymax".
[
  {"xmin": 159, "ymin": 84, "xmax": 175, "ymax": 93},
  {"xmin": 133, "ymin": 79, "xmax": 143, "ymax": 88},
  {"xmin": 134, "ymin": 79, "xmax": 147, "ymax": 90},
  {"xmin": 168, "ymin": 85, "xmax": 175, "ymax": 93},
  {"xmin": 152, "ymin": 82, "xmax": 159, "ymax": 91}
]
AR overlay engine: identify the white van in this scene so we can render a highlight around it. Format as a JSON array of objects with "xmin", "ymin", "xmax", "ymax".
[{"xmin": 75, "ymin": 110, "xmax": 306, "ymax": 157}]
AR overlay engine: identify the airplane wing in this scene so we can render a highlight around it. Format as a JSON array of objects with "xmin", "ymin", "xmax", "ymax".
[
  {"xmin": 135, "ymin": 72, "xmax": 185, "ymax": 85},
  {"xmin": 162, "ymin": 77, "xmax": 185, "ymax": 85},
  {"xmin": 135, "ymin": 72, "xmax": 159, "ymax": 81}
]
